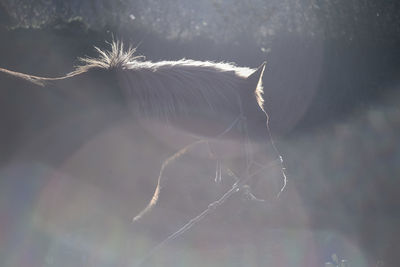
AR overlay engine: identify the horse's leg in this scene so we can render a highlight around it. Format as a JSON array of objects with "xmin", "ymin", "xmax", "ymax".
[{"xmin": 133, "ymin": 139, "xmax": 206, "ymax": 222}]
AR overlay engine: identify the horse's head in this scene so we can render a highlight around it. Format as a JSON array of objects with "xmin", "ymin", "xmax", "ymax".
[{"xmin": 203, "ymin": 62, "xmax": 286, "ymax": 201}]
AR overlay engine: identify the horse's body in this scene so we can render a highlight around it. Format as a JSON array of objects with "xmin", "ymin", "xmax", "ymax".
[{"xmin": 0, "ymin": 42, "xmax": 283, "ymax": 221}]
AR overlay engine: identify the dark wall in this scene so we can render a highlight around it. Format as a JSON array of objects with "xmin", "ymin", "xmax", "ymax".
[{"xmin": 1, "ymin": 5, "xmax": 400, "ymax": 266}]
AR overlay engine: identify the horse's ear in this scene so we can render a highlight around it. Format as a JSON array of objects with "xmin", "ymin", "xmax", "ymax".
[{"xmin": 246, "ymin": 61, "xmax": 266, "ymax": 91}]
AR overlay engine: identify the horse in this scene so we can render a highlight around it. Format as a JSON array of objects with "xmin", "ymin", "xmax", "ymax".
[{"xmin": 0, "ymin": 41, "xmax": 285, "ymax": 222}]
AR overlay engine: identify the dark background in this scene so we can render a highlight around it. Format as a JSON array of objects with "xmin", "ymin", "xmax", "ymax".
[{"xmin": 0, "ymin": 1, "xmax": 399, "ymax": 266}]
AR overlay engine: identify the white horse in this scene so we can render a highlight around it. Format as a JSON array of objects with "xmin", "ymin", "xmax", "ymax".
[{"xmin": 0, "ymin": 41, "xmax": 285, "ymax": 221}]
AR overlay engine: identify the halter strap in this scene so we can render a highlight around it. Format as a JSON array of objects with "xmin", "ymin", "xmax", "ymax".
[{"xmin": 214, "ymin": 113, "xmax": 245, "ymax": 139}]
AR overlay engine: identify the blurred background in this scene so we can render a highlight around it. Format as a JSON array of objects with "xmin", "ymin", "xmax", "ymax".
[{"xmin": 0, "ymin": 0, "xmax": 399, "ymax": 266}]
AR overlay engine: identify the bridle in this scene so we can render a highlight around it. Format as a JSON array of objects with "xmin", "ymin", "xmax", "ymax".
[{"xmin": 206, "ymin": 94, "xmax": 287, "ymax": 198}]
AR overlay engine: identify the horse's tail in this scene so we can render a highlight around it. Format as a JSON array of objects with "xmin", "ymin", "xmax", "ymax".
[{"xmin": 132, "ymin": 139, "xmax": 205, "ymax": 222}]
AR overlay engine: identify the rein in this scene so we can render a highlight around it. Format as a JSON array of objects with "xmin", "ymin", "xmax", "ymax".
[{"xmin": 213, "ymin": 113, "xmax": 245, "ymax": 139}]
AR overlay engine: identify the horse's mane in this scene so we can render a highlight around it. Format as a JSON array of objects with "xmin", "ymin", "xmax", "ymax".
[
  {"xmin": 71, "ymin": 41, "xmax": 255, "ymax": 78},
  {"xmin": 70, "ymin": 41, "xmax": 265, "ymax": 120}
]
